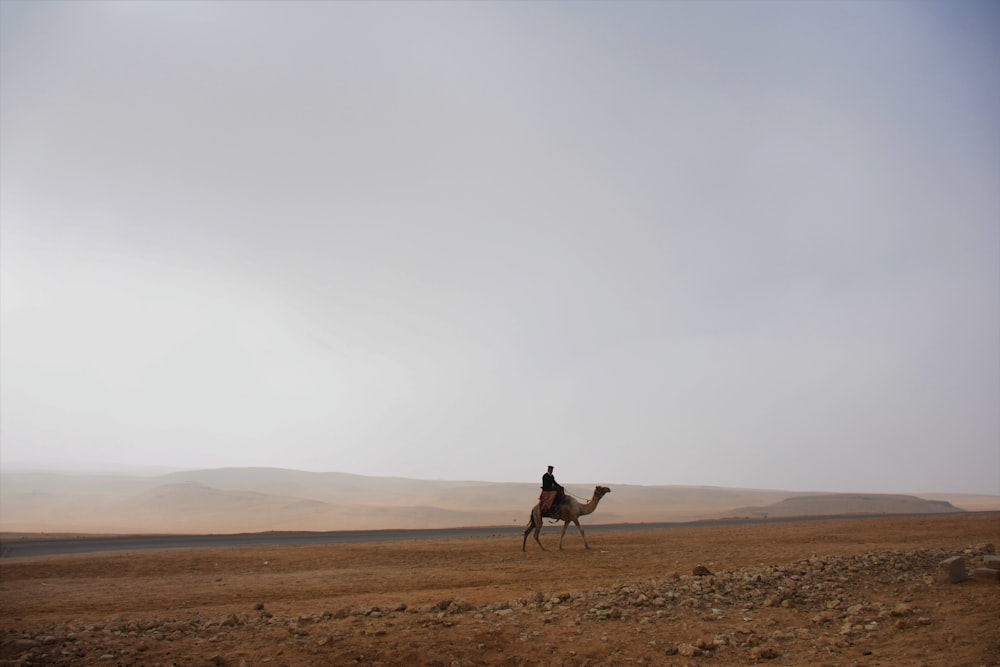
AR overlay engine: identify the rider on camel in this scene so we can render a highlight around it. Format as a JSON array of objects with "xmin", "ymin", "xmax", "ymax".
[{"xmin": 539, "ymin": 465, "xmax": 565, "ymax": 515}]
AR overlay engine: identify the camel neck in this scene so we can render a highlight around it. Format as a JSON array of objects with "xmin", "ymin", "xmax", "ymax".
[{"xmin": 579, "ymin": 495, "xmax": 601, "ymax": 515}]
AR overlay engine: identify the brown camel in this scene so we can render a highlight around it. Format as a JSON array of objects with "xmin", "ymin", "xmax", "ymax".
[{"xmin": 522, "ymin": 485, "xmax": 611, "ymax": 551}]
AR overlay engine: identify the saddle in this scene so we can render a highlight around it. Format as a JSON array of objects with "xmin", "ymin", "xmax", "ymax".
[{"xmin": 539, "ymin": 491, "xmax": 563, "ymax": 517}]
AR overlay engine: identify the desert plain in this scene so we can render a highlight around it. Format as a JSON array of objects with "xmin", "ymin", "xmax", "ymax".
[{"xmin": 1, "ymin": 512, "xmax": 998, "ymax": 667}]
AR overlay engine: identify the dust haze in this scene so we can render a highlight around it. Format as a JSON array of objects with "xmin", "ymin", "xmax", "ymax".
[{"xmin": 2, "ymin": 467, "xmax": 996, "ymax": 536}]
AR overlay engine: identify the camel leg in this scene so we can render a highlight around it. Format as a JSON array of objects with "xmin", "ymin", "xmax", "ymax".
[
  {"xmin": 574, "ymin": 518, "xmax": 590, "ymax": 549},
  {"xmin": 559, "ymin": 521, "xmax": 570, "ymax": 550},
  {"xmin": 523, "ymin": 507, "xmax": 546, "ymax": 551}
]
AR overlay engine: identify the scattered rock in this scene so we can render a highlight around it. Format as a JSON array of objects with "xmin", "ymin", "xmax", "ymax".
[
  {"xmin": 2, "ymin": 545, "xmax": 981, "ymax": 666},
  {"xmin": 749, "ymin": 645, "xmax": 779, "ymax": 660},
  {"xmin": 890, "ymin": 603, "xmax": 914, "ymax": 617},
  {"xmin": 983, "ymin": 554, "xmax": 1000, "ymax": 570},
  {"xmin": 218, "ymin": 614, "xmax": 239, "ymax": 627},
  {"xmin": 677, "ymin": 642, "xmax": 701, "ymax": 656},
  {"xmin": 938, "ymin": 556, "xmax": 968, "ymax": 584}
]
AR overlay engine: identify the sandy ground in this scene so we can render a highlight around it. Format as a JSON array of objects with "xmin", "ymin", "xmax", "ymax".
[{"xmin": 1, "ymin": 513, "xmax": 998, "ymax": 666}]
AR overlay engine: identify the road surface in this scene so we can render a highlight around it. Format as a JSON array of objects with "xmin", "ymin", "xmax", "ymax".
[{"xmin": 0, "ymin": 513, "xmax": 961, "ymax": 559}]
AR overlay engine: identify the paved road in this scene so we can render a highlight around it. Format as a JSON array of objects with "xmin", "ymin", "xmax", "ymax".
[
  {"xmin": 0, "ymin": 526, "xmax": 524, "ymax": 559},
  {"xmin": 1, "ymin": 513, "xmax": 963, "ymax": 559}
]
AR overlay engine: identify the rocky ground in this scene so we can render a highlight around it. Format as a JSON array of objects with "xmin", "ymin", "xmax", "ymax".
[{"xmin": 1, "ymin": 513, "xmax": 998, "ymax": 666}]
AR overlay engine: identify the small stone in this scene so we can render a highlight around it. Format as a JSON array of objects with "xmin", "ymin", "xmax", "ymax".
[
  {"xmin": 677, "ymin": 643, "xmax": 701, "ymax": 657},
  {"xmin": 973, "ymin": 567, "xmax": 1000, "ymax": 581},
  {"xmin": 983, "ymin": 554, "xmax": 1000, "ymax": 570},
  {"xmin": 890, "ymin": 603, "xmax": 914, "ymax": 617},
  {"xmin": 451, "ymin": 599, "xmax": 475, "ymax": 612},
  {"xmin": 749, "ymin": 645, "xmax": 779, "ymax": 660},
  {"xmin": 811, "ymin": 610, "xmax": 836, "ymax": 624}
]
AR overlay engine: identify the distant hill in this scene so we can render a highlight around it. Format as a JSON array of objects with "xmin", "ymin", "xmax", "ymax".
[
  {"xmin": 731, "ymin": 493, "xmax": 963, "ymax": 518},
  {"xmin": 0, "ymin": 467, "xmax": 994, "ymax": 535}
]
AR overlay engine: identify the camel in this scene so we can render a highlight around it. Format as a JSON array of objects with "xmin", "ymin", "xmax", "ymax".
[{"xmin": 522, "ymin": 485, "xmax": 611, "ymax": 551}]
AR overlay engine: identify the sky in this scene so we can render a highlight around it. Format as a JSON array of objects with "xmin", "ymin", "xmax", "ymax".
[{"xmin": 1, "ymin": 1, "xmax": 998, "ymax": 494}]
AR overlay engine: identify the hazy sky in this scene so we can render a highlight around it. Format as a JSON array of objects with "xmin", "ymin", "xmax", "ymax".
[{"xmin": 1, "ymin": 1, "xmax": 998, "ymax": 494}]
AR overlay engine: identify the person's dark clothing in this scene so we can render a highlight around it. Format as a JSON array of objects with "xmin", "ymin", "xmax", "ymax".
[
  {"xmin": 542, "ymin": 472, "xmax": 557, "ymax": 492},
  {"xmin": 541, "ymin": 470, "xmax": 565, "ymax": 515}
]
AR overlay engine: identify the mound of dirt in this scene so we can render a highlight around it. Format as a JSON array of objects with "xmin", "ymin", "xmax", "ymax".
[{"xmin": 732, "ymin": 493, "xmax": 963, "ymax": 518}]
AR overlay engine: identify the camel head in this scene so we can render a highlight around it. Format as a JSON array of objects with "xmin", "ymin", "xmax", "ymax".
[{"xmin": 594, "ymin": 486, "xmax": 611, "ymax": 499}]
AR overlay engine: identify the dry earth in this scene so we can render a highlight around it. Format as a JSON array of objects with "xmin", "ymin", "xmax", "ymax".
[{"xmin": 1, "ymin": 513, "xmax": 998, "ymax": 667}]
